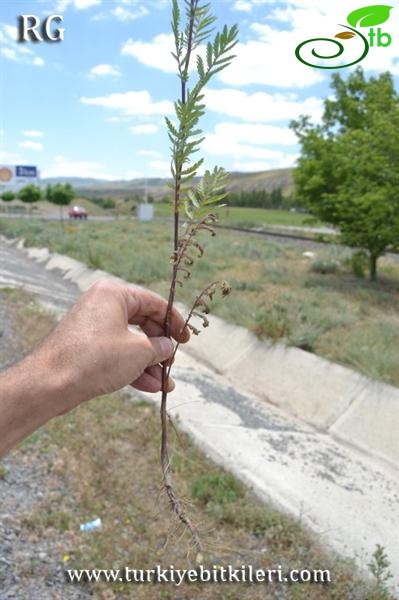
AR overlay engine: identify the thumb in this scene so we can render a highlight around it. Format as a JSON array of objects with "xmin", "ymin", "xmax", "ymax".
[{"xmin": 130, "ymin": 335, "xmax": 174, "ymax": 370}]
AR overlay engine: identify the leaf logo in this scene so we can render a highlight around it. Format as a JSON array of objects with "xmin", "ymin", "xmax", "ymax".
[
  {"xmin": 335, "ymin": 32, "xmax": 357, "ymax": 39},
  {"xmin": 295, "ymin": 3, "xmax": 393, "ymax": 70},
  {"xmin": 347, "ymin": 4, "xmax": 393, "ymax": 28}
]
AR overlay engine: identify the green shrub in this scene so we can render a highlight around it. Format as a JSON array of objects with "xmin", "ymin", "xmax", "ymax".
[
  {"xmin": 91, "ymin": 197, "xmax": 116, "ymax": 210},
  {"xmin": 351, "ymin": 250, "xmax": 368, "ymax": 278},
  {"xmin": 255, "ymin": 300, "xmax": 292, "ymax": 341},
  {"xmin": 1, "ymin": 191, "xmax": 15, "ymax": 202},
  {"xmin": 367, "ymin": 545, "xmax": 394, "ymax": 600},
  {"xmin": 310, "ymin": 259, "xmax": 339, "ymax": 274},
  {"xmin": 191, "ymin": 472, "xmax": 245, "ymax": 506}
]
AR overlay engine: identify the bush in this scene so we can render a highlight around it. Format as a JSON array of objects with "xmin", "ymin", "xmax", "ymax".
[
  {"xmin": 1, "ymin": 191, "xmax": 15, "ymax": 202},
  {"xmin": 18, "ymin": 184, "xmax": 42, "ymax": 205},
  {"xmin": 310, "ymin": 259, "xmax": 339, "ymax": 274},
  {"xmin": 91, "ymin": 197, "xmax": 116, "ymax": 210},
  {"xmin": 351, "ymin": 250, "xmax": 368, "ymax": 278}
]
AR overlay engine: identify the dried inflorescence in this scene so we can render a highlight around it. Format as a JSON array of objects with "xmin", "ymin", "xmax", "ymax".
[{"xmin": 187, "ymin": 279, "xmax": 231, "ymax": 335}]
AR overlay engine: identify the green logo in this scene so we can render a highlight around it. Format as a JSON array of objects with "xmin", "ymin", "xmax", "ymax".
[{"xmin": 295, "ymin": 4, "xmax": 393, "ymax": 69}]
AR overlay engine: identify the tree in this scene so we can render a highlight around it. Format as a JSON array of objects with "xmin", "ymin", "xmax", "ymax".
[
  {"xmin": 46, "ymin": 183, "xmax": 75, "ymax": 222},
  {"xmin": 1, "ymin": 191, "xmax": 15, "ymax": 202},
  {"xmin": 291, "ymin": 67, "xmax": 399, "ymax": 281},
  {"xmin": 18, "ymin": 184, "xmax": 42, "ymax": 214}
]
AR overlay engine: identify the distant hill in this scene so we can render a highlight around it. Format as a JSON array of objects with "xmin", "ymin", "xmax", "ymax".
[{"xmin": 42, "ymin": 168, "xmax": 294, "ymax": 200}]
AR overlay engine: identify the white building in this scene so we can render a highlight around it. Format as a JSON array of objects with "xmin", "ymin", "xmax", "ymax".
[{"xmin": 0, "ymin": 165, "xmax": 40, "ymax": 193}]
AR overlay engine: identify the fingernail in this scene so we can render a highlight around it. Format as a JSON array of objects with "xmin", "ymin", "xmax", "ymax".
[{"xmin": 160, "ymin": 337, "xmax": 173, "ymax": 357}]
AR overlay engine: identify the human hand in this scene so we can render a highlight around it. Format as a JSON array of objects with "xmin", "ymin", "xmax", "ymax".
[{"xmin": 38, "ymin": 279, "xmax": 190, "ymax": 412}]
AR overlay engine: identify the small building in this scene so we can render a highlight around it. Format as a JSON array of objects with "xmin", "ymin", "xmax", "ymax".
[{"xmin": 0, "ymin": 165, "xmax": 40, "ymax": 193}]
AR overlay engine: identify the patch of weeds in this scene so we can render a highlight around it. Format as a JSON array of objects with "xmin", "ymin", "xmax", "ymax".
[
  {"xmin": 191, "ymin": 472, "xmax": 245, "ymax": 507},
  {"xmin": 0, "ymin": 464, "xmax": 8, "ymax": 479},
  {"xmin": 222, "ymin": 502, "xmax": 303, "ymax": 542},
  {"xmin": 255, "ymin": 299, "xmax": 292, "ymax": 341},
  {"xmin": 229, "ymin": 279, "xmax": 262, "ymax": 292},
  {"xmin": 125, "ymin": 253, "xmax": 168, "ymax": 284},
  {"xmin": 23, "ymin": 508, "xmax": 73, "ymax": 532},
  {"xmin": 220, "ymin": 239, "xmax": 283, "ymax": 261},
  {"xmin": 255, "ymin": 293, "xmax": 357, "ymax": 352},
  {"xmin": 131, "ymin": 398, "xmax": 152, "ymax": 408},
  {"xmin": 337, "ymin": 319, "xmax": 399, "ymax": 386},
  {"xmin": 351, "ymin": 250, "xmax": 369, "ymax": 278},
  {"xmin": 367, "ymin": 545, "xmax": 394, "ymax": 600},
  {"xmin": 86, "ymin": 243, "xmax": 105, "ymax": 270},
  {"xmin": 310, "ymin": 258, "xmax": 339, "ymax": 275}
]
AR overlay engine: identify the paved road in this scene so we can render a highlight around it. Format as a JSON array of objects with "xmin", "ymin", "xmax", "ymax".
[
  {"xmin": 0, "ymin": 238, "xmax": 78, "ymax": 313},
  {"xmin": 1, "ymin": 237, "xmax": 398, "ymax": 589}
]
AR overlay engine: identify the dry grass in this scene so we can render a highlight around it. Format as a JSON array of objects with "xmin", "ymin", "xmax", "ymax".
[
  {"xmin": 24, "ymin": 393, "xmax": 376, "ymax": 600},
  {"xmin": 0, "ymin": 287, "xmax": 55, "ymax": 366}
]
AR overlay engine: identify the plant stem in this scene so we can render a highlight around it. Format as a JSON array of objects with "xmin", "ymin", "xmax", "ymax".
[{"xmin": 160, "ymin": 0, "xmax": 198, "ymax": 536}]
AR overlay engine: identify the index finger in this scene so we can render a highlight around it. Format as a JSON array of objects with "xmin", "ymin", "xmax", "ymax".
[{"xmin": 123, "ymin": 286, "xmax": 190, "ymax": 343}]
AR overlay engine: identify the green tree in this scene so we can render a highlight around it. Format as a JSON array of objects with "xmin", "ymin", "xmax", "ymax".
[
  {"xmin": 1, "ymin": 191, "xmax": 15, "ymax": 202},
  {"xmin": 291, "ymin": 68, "xmax": 399, "ymax": 281},
  {"xmin": 47, "ymin": 183, "xmax": 75, "ymax": 222},
  {"xmin": 18, "ymin": 184, "xmax": 42, "ymax": 214}
]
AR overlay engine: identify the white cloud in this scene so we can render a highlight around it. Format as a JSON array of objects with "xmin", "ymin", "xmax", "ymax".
[
  {"xmin": 121, "ymin": 33, "xmax": 175, "ymax": 73},
  {"xmin": 80, "ymin": 90, "xmax": 173, "ymax": 116},
  {"xmin": 19, "ymin": 141, "xmax": 43, "ymax": 151},
  {"xmin": 111, "ymin": 5, "xmax": 148, "ymax": 21},
  {"xmin": 219, "ymin": 32, "xmax": 323, "ymax": 88},
  {"xmin": 0, "ymin": 22, "xmax": 45, "ymax": 67},
  {"xmin": 203, "ymin": 122, "xmax": 297, "ymax": 147},
  {"xmin": 0, "ymin": 47, "xmax": 16, "ymax": 61},
  {"xmin": 130, "ymin": 124, "xmax": 159, "ymax": 135},
  {"xmin": 89, "ymin": 63, "xmax": 121, "ymax": 78},
  {"xmin": 204, "ymin": 88, "xmax": 323, "ymax": 123},
  {"xmin": 232, "ymin": 159, "xmax": 296, "ymax": 172},
  {"xmin": 22, "ymin": 130, "xmax": 44, "ymax": 138},
  {"xmin": 147, "ymin": 160, "xmax": 170, "ymax": 176},
  {"xmin": 55, "ymin": 0, "xmax": 101, "ymax": 10},
  {"xmin": 41, "ymin": 155, "xmax": 115, "ymax": 179},
  {"xmin": 205, "ymin": 139, "xmax": 290, "ymax": 161},
  {"xmin": 3, "ymin": 24, "xmax": 17, "ymax": 40},
  {"xmin": 75, "ymin": 0, "xmax": 101, "ymax": 7},
  {"xmin": 232, "ymin": 0, "xmax": 255, "ymax": 11},
  {"xmin": 202, "ymin": 122, "xmax": 298, "ymax": 170},
  {"xmin": 0, "ymin": 151, "xmax": 25, "ymax": 163},
  {"xmin": 117, "ymin": 8, "xmax": 319, "ymax": 89},
  {"xmin": 92, "ymin": 2, "xmax": 148, "ymax": 21},
  {"xmin": 105, "ymin": 116, "xmax": 125, "ymax": 123}
]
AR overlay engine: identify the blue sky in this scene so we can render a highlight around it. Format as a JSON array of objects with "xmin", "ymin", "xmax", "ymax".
[{"xmin": 1, "ymin": 0, "xmax": 399, "ymax": 180}]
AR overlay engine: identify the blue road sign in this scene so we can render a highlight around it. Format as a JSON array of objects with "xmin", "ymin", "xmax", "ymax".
[{"xmin": 16, "ymin": 165, "xmax": 37, "ymax": 178}]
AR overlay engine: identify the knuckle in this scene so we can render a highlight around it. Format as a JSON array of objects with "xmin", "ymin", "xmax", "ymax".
[{"xmin": 90, "ymin": 278, "xmax": 120, "ymax": 295}]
